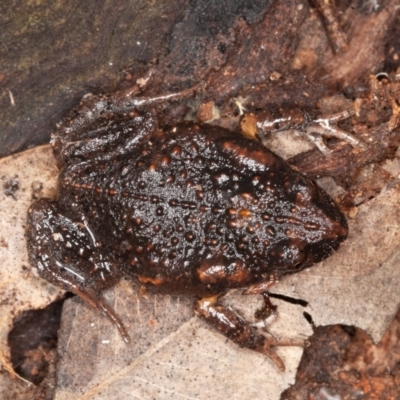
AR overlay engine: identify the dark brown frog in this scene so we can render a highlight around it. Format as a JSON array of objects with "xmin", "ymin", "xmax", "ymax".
[{"xmin": 26, "ymin": 87, "xmax": 348, "ymax": 371}]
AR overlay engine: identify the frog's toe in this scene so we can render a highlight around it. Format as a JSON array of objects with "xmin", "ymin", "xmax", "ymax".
[{"xmin": 254, "ymin": 336, "xmax": 305, "ymax": 372}]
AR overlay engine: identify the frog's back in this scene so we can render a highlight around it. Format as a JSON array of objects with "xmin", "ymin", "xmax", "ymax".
[{"xmin": 60, "ymin": 122, "xmax": 347, "ymax": 294}]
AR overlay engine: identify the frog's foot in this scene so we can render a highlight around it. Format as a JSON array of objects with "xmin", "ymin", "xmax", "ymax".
[
  {"xmin": 303, "ymin": 110, "xmax": 366, "ymax": 155},
  {"xmin": 252, "ymin": 108, "xmax": 366, "ymax": 155},
  {"xmin": 194, "ymin": 294, "xmax": 303, "ymax": 371},
  {"xmin": 27, "ymin": 199, "xmax": 130, "ymax": 343}
]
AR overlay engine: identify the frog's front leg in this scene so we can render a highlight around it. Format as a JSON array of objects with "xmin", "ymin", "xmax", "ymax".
[
  {"xmin": 194, "ymin": 294, "xmax": 303, "ymax": 371},
  {"xmin": 27, "ymin": 199, "xmax": 130, "ymax": 342}
]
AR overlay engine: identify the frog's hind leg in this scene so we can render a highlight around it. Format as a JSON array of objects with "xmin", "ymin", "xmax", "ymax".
[
  {"xmin": 52, "ymin": 82, "xmax": 204, "ymax": 167},
  {"xmin": 194, "ymin": 294, "xmax": 303, "ymax": 371},
  {"xmin": 56, "ymin": 82, "xmax": 204, "ymax": 138},
  {"xmin": 27, "ymin": 199, "xmax": 130, "ymax": 343}
]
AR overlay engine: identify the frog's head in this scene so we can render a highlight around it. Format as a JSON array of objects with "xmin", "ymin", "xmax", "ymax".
[
  {"xmin": 216, "ymin": 135, "xmax": 348, "ymax": 275},
  {"xmin": 221, "ymin": 175, "xmax": 348, "ymax": 278},
  {"xmin": 263, "ymin": 173, "xmax": 348, "ymax": 274}
]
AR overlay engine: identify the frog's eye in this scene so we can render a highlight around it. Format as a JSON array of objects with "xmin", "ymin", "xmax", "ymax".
[
  {"xmin": 291, "ymin": 253, "xmax": 306, "ymax": 270},
  {"xmin": 272, "ymin": 240, "xmax": 306, "ymax": 269}
]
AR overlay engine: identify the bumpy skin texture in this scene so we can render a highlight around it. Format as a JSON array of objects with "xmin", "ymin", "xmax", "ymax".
[{"xmin": 26, "ymin": 92, "xmax": 348, "ymax": 369}]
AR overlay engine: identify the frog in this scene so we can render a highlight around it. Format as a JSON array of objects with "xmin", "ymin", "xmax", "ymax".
[{"xmin": 26, "ymin": 85, "xmax": 349, "ymax": 371}]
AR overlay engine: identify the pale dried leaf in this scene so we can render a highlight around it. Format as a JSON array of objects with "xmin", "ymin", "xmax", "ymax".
[
  {"xmin": 55, "ymin": 289, "xmax": 308, "ymax": 400},
  {"xmin": 0, "ymin": 146, "xmax": 64, "ymax": 387}
]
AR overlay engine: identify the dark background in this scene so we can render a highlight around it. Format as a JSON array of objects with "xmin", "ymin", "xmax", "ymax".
[{"xmin": 0, "ymin": 0, "xmax": 274, "ymax": 157}]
